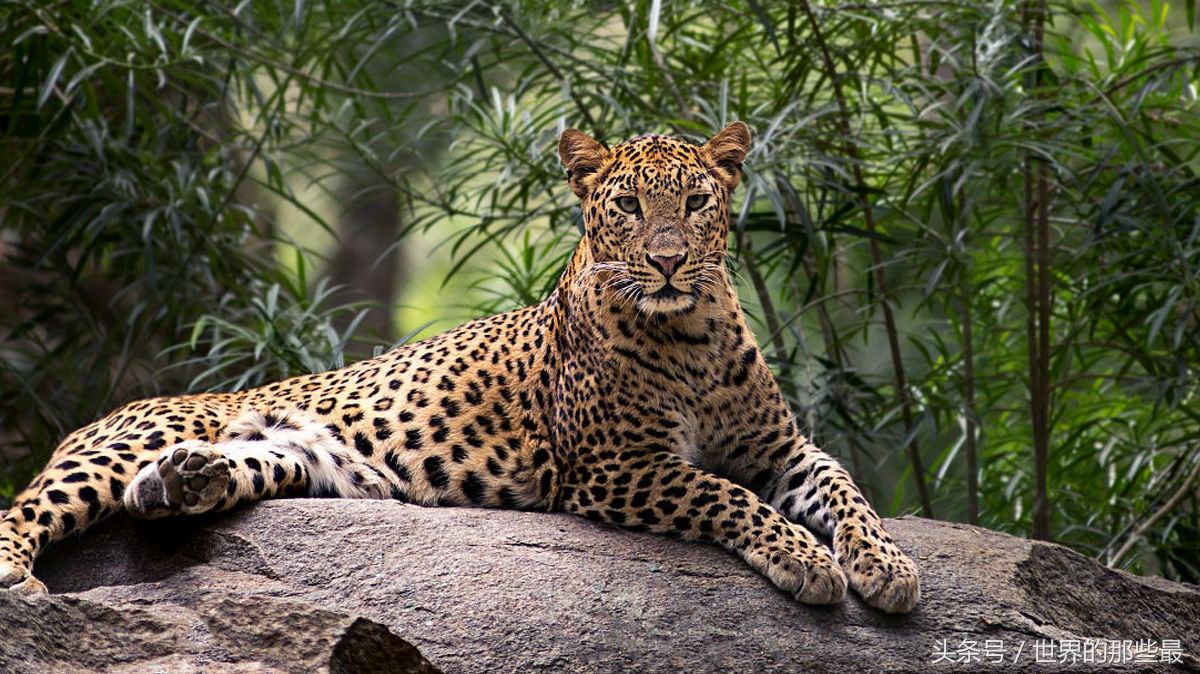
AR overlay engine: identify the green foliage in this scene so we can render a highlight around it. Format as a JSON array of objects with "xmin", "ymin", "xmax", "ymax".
[
  {"xmin": 2, "ymin": 0, "xmax": 1198, "ymax": 582},
  {"xmin": 0, "ymin": 0, "xmax": 440, "ymax": 499}
]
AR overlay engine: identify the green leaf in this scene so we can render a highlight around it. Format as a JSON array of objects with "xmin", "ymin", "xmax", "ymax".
[
  {"xmin": 37, "ymin": 50, "xmax": 71, "ymax": 110},
  {"xmin": 647, "ymin": 0, "xmax": 661, "ymax": 49}
]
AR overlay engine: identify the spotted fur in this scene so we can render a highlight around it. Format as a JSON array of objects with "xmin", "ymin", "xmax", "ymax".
[{"xmin": 0, "ymin": 123, "xmax": 919, "ymax": 613}]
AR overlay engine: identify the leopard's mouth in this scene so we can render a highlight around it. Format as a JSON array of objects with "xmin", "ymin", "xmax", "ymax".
[
  {"xmin": 650, "ymin": 285, "xmax": 687, "ymax": 300},
  {"xmin": 638, "ymin": 284, "xmax": 697, "ymax": 315}
]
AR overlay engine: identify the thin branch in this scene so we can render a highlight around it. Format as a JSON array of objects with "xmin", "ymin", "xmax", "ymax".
[
  {"xmin": 1100, "ymin": 54, "xmax": 1200, "ymax": 100},
  {"xmin": 176, "ymin": 22, "xmax": 435, "ymax": 101},
  {"xmin": 420, "ymin": 7, "xmax": 682, "ymax": 134},
  {"xmin": 1108, "ymin": 451, "xmax": 1200, "ymax": 567},
  {"xmin": 796, "ymin": 0, "xmax": 935, "ymax": 518},
  {"xmin": 496, "ymin": 9, "xmax": 598, "ymax": 135},
  {"xmin": 737, "ymin": 236, "xmax": 797, "ymax": 402}
]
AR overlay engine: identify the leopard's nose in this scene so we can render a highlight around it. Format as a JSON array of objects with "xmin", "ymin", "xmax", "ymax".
[{"xmin": 646, "ymin": 253, "xmax": 686, "ymax": 278}]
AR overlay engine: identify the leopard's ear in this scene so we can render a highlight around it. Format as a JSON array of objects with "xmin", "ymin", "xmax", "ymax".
[
  {"xmin": 703, "ymin": 122, "xmax": 751, "ymax": 191},
  {"xmin": 559, "ymin": 129, "xmax": 610, "ymax": 199}
]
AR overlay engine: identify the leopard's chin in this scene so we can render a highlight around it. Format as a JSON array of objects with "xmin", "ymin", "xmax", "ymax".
[{"xmin": 637, "ymin": 286, "xmax": 697, "ymax": 316}]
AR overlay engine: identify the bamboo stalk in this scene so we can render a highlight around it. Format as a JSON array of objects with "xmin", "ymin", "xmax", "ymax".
[
  {"xmin": 1022, "ymin": 0, "xmax": 1053, "ymax": 541},
  {"xmin": 959, "ymin": 238, "xmax": 979, "ymax": 526}
]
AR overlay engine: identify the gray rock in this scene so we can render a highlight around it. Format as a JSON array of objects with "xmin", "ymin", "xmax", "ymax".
[
  {"xmin": 4, "ymin": 499, "xmax": 1198, "ymax": 673},
  {"xmin": 0, "ymin": 583, "xmax": 441, "ymax": 674}
]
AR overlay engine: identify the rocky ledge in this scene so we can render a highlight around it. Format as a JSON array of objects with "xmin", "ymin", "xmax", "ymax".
[{"xmin": 1, "ymin": 500, "xmax": 1197, "ymax": 673}]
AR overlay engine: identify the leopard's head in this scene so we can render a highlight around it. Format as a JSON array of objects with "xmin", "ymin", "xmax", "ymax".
[{"xmin": 558, "ymin": 123, "xmax": 750, "ymax": 317}]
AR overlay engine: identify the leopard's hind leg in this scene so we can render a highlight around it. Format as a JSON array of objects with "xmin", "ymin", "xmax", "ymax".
[
  {"xmin": 125, "ymin": 408, "xmax": 393, "ymax": 518},
  {"xmin": 0, "ymin": 394, "xmax": 241, "ymax": 591}
]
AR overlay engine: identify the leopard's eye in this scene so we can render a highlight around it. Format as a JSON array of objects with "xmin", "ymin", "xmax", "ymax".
[
  {"xmin": 616, "ymin": 196, "xmax": 640, "ymax": 214},
  {"xmin": 686, "ymin": 193, "xmax": 709, "ymax": 211}
]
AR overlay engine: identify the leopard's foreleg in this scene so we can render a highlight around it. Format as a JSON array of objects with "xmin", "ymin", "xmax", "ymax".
[
  {"xmin": 560, "ymin": 449, "xmax": 847, "ymax": 606},
  {"xmin": 762, "ymin": 439, "xmax": 921, "ymax": 614}
]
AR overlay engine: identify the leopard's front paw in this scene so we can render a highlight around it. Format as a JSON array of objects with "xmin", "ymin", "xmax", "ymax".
[
  {"xmin": 839, "ymin": 527, "xmax": 920, "ymax": 614},
  {"xmin": 8, "ymin": 574, "xmax": 48, "ymax": 595},
  {"xmin": 0, "ymin": 534, "xmax": 45, "ymax": 594},
  {"xmin": 0, "ymin": 559, "xmax": 35, "ymax": 592},
  {"xmin": 791, "ymin": 548, "xmax": 848, "ymax": 606},
  {"xmin": 125, "ymin": 442, "xmax": 231, "ymax": 518},
  {"xmin": 752, "ymin": 538, "xmax": 847, "ymax": 606}
]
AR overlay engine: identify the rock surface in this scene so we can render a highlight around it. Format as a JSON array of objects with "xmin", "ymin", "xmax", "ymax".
[
  {"xmin": 0, "ymin": 588, "xmax": 440, "ymax": 674},
  {"xmin": 0, "ymin": 499, "xmax": 1196, "ymax": 673}
]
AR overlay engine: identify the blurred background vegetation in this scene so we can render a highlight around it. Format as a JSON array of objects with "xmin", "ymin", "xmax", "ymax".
[{"xmin": 2, "ymin": 0, "xmax": 1198, "ymax": 582}]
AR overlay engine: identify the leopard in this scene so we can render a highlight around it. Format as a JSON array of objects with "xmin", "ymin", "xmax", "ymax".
[{"xmin": 0, "ymin": 123, "xmax": 920, "ymax": 613}]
